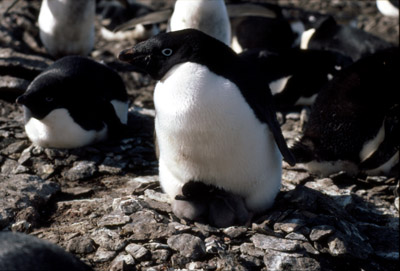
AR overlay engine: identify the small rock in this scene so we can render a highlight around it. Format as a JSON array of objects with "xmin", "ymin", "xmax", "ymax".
[
  {"xmin": 62, "ymin": 161, "xmax": 97, "ymax": 181},
  {"xmin": 264, "ymin": 251, "xmax": 321, "ymax": 271},
  {"xmin": 167, "ymin": 234, "xmax": 206, "ymax": 260},
  {"xmin": 251, "ymin": 233, "xmax": 303, "ymax": 252},
  {"xmin": 309, "ymin": 225, "xmax": 335, "ymax": 241},
  {"xmin": 91, "ymin": 228, "xmax": 127, "ymax": 251},
  {"xmin": 93, "ymin": 247, "xmax": 117, "ymax": 263},
  {"xmin": 109, "ymin": 253, "xmax": 135, "ymax": 271},
  {"xmin": 97, "ymin": 213, "xmax": 131, "ymax": 227},
  {"xmin": 125, "ymin": 243, "xmax": 151, "ymax": 261},
  {"xmin": 239, "ymin": 243, "xmax": 265, "ymax": 258},
  {"xmin": 223, "ymin": 226, "xmax": 247, "ymax": 239},
  {"xmin": 112, "ymin": 197, "xmax": 143, "ymax": 214},
  {"xmin": 151, "ymin": 249, "xmax": 171, "ymax": 264},
  {"xmin": 66, "ymin": 236, "xmax": 96, "ymax": 254},
  {"xmin": 204, "ymin": 235, "xmax": 226, "ymax": 254},
  {"xmin": 144, "ymin": 189, "xmax": 170, "ymax": 203}
]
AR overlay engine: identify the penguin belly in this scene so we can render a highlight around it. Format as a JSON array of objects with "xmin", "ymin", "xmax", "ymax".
[
  {"xmin": 24, "ymin": 107, "xmax": 107, "ymax": 149},
  {"xmin": 154, "ymin": 62, "xmax": 282, "ymax": 212}
]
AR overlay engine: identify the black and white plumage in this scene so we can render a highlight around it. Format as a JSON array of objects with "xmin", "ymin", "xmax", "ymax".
[
  {"xmin": 97, "ymin": 0, "xmax": 160, "ymax": 41},
  {"xmin": 119, "ymin": 29, "xmax": 295, "ymax": 225},
  {"xmin": 239, "ymin": 48, "xmax": 353, "ymax": 109},
  {"xmin": 376, "ymin": 0, "xmax": 399, "ymax": 17},
  {"xmin": 16, "ymin": 56, "xmax": 128, "ymax": 149},
  {"xmin": 300, "ymin": 16, "xmax": 394, "ymax": 61},
  {"xmin": 0, "ymin": 232, "xmax": 92, "ymax": 271},
  {"xmin": 290, "ymin": 48, "xmax": 399, "ymax": 177},
  {"xmin": 38, "ymin": 0, "xmax": 95, "ymax": 58}
]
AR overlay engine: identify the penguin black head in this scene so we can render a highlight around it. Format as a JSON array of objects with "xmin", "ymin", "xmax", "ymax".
[
  {"xmin": 118, "ymin": 28, "xmax": 232, "ymax": 80},
  {"xmin": 16, "ymin": 70, "xmax": 65, "ymax": 120}
]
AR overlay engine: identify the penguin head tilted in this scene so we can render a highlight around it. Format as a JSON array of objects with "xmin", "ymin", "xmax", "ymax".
[{"xmin": 118, "ymin": 28, "xmax": 232, "ymax": 80}]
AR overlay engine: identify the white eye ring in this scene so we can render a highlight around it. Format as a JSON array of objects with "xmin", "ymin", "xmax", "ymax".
[{"xmin": 162, "ymin": 48, "xmax": 173, "ymax": 56}]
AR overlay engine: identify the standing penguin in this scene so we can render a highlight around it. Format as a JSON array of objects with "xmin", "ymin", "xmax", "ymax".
[
  {"xmin": 119, "ymin": 29, "xmax": 295, "ymax": 226},
  {"xmin": 290, "ymin": 48, "xmax": 399, "ymax": 176},
  {"xmin": 168, "ymin": 0, "xmax": 231, "ymax": 45},
  {"xmin": 38, "ymin": 0, "xmax": 96, "ymax": 58},
  {"xmin": 16, "ymin": 56, "xmax": 129, "ymax": 149}
]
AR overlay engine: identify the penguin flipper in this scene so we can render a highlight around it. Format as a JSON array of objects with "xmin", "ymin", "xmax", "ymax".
[{"xmin": 113, "ymin": 9, "xmax": 173, "ymax": 32}]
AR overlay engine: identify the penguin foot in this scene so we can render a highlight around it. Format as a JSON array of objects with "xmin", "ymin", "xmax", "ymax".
[{"xmin": 172, "ymin": 181, "xmax": 251, "ymax": 228}]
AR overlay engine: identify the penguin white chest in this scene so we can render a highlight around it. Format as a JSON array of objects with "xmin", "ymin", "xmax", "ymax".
[
  {"xmin": 154, "ymin": 62, "xmax": 282, "ymax": 212},
  {"xmin": 24, "ymin": 107, "xmax": 107, "ymax": 149}
]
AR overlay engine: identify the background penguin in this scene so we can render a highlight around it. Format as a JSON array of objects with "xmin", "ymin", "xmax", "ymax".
[
  {"xmin": 290, "ymin": 47, "xmax": 399, "ymax": 177},
  {"xmin": 119, "ymin": 29, "xmax": 296, "ymax": 226},
  {"xmin": 38, "ymin": 0, "xmax": 96, "ymax": 58},
  {"xmin": 113, "ymin": 0, "xmax": 276, "ymax": 46},
  {"xmin": 239, "ymin": 48, "xmax": 353, "ymax": 109},
  {"xmin": 97, "ymin": 0, "xmax": 160, "ymax": 41},
  {"xmin": 300, "ymin": 15, "xmax": 394, "ymax": 61},
  {"xmin": 0, "ymin": 231, "xmax": 92, "ymax": 271},
  {"xmin": 376, "ymin": 0, "xmax": 399, "ymax": 17},
  {"xmin": 16, "ymin": 55, "xmax": 129, "ymax": 149}
]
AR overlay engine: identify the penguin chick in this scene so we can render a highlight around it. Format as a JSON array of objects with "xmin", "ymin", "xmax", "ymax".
[
  {"xmin": 290, "ymin": 48, "xmax": 399, "ymax": 177},
  {"xmin": 0, "ymin": 232, "xmax": 92, "ymax": 271},
  {"xmin": 16, "ymin": 56, "xmax": 128, "ymax": 149},
  {"xmin": 119, "ymin": 29, "xmax": 295, "ymax": 217},
  {"xmin": 38, "ymin": 0, "xmax": 95, "ymax": 58},
  {"xmin": 173, "ymin": 181, "xmax": 250, "ymax": 227}
]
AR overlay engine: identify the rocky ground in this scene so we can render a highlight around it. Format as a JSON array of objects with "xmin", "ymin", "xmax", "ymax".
[{"xmin": 0, "ymin": 0, "xmax": 399, "ymax": 270}]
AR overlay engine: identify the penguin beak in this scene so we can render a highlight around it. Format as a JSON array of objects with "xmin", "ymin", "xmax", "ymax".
[
  {"xmin": 118, "ymin": 48, "xmax": 136, "ymax": 62},
  {"xmin": 16, "ymin": 95, "xmax": 26, "ymax": 106}
]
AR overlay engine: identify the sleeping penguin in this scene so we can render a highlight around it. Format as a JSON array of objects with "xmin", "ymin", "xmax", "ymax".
[
  {"xmin": 290, "ymin": 48, "xmax": 399, "ymax": 177},
  {"xmin": 119, "ymin": 29, "xmax": 295, "ymax": 226},
  {"xmin": 38, "ymin": 0, "xmax": 95, "ymax": 58},
  {"xmin": 97, "ymin": 0, "xmax": 160, "ymax": 41},
  {"xmin": 16, "ymin": 55, "xmax": 129, "ymax": 149},
  {"xmin": 239, "ymin": 48, "xmax": 353, "ymax": 109},
  {"xmin": 0, "ymin": 232, "xmax": 92, "ymax": 271},
  {"xmin": 300, "ymin": 16, "xmax": 393, "ymax": 61}
]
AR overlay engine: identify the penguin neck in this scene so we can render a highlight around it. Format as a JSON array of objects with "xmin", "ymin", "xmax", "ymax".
[{"xmin": 170, "ymin": 0, "xmax": 231, "ymax": 45}]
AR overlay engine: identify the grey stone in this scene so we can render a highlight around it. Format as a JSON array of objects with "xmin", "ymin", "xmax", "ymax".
[
  {"xmin": 67, "ymin": 236, "xmax": 96, "ymax": 254},
  {"xmin": 223, "ymin": 226, "xmax": 247, "ymax": 239},
  {"xmin": 167, "ymin": 234, "xmax": 206, "ymax": 260},
  {"xmin": 251, "ymin": 233, "xmax": 303, "ymax": 252},
  {"xmin": 93, "ymin": 247, "xmax": 117, "ymax": 263},
  {"xmin": 62, "ymin": 161, "xmax": 97, "ymax": 181},
  {"xmin": 91, "ymin": 228, "xmax": 127, "ymax": 251},
  {"xmin": 309, "ymin": 225, "xmax": 335, "ymax": 241},
  {"xmin": 109, "ymin": 253, "xmax": 135, "ymax": 271},
  {"xmin": 239, "ymin": 243, "xmax": 265, "ymax": 258},
  {"xmin": 112, "ymin": 197, "xmax": 143, "ymax": 214},
  {"xmin": 97, "ymin": 212, "xmax": 131, "ymax": 227},
  {"xmin": 264, "ymin": 251, "xmax": 321, "ymax": 271},
  {"xmin": 151, "ymin": 249, "xmax": 171, "ymax": 264},
  {"xmin": 125, "ymin": 243, "xmax": 151, "ymax": 261}
]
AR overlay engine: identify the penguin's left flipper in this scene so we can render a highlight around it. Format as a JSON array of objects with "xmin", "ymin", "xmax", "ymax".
[
  {"xmin": 244, "ymin": 86, "xmax": 296, "ymax": 166},
  {"xmin": 98, "ymin": 99, "xmax": 130, "ymax": 140}
]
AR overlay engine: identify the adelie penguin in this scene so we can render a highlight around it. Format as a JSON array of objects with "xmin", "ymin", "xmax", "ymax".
[
  {"xmin": 119, "ymin": 29, "xmax": 296, "ymax": 227},
  {"xmin": 291, "ymin": 48, "xmax": 399, "ymax": 177},
  {"xmin": 16, "ymin": 55, "xmax": 129, "ymax": 149},
  {"xmin": 38, "ymin": 0, "xmax": 96, "ymax": 58},
  {"xmin": 0, "ymin": 232, "xmax": 92, "ymax": 271}
]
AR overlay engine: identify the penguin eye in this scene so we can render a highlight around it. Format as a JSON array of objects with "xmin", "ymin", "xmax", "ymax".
[
  {"xmin": 45, "ymin": 97, "xmax": 53, "ymax": 102},
  {"xmin": 161, "ymin": 48, "xmax": 173, "ymax": 57}
]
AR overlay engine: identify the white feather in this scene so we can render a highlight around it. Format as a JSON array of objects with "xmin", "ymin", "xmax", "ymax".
[
  {"xmin": 154, "ymin": 62, "xmax": 282, "ymax": 212},
  {"xmin": 169, "ymin": 0, "xmax": 231, "ymax": 45},
  {"xmin": 24, "ymin": 107, "xmax": 107, "ymax": 149},
  {"xmin": 300, "ymin": 28, "xmax": 316, "ymax": 50}
]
